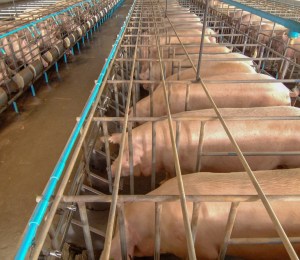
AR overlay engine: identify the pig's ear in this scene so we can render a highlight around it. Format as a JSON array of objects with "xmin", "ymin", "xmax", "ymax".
[{"xmin": 108, "ymin": 133, "xmax": 122, "ymax": 144}]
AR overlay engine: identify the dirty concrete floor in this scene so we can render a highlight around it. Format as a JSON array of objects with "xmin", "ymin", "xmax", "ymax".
[{"xmin": 0, "ymin": 1, "xmax": 132, "ymax": 258}]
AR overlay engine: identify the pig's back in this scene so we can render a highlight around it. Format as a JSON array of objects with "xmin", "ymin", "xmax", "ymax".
[{"xmin": 149, "ymin": 169, "xmax": 300, "ymax": 196}]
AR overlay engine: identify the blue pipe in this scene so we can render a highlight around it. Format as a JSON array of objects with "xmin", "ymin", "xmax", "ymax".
[
  {"xmin": 30, "ymin": 85, "xmax": 36, "ymax": 97},
  {"xmin": 64, "ymin": 53, "xmax": 67, "ymax": 63},
  {"xmin": 15, "ymin": 0, "xmax": 130, "ymax": 258},
  {"xmin": 44, "ymin": 72, "xmax": 49, "ymax": 84},
  {"xmin": 13, "ymin": 102, "xmax": 19, "ymax": 113},
  {"xmin": 222, "ymin": 0, "xmax": 300, "ymax": 37},
  {"xmin": 55, "ymin": 62, "xmax": 59, "ymax": 73}
]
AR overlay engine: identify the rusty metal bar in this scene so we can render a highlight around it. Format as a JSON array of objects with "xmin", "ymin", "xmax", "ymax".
[
  {"xmin": 218, "ymin": 202, "xmax": 240, "ymax": 260},
  {"xmin": 78, "ymin": 202, "xmax": 95, "ymax": 260},
  {"xmin": 117, "ymin": 204, "xmax": 128, "ymax": 260},
  {"xmin": 154, "ymin": 203, "xmax": 163, "ymax": 260}
]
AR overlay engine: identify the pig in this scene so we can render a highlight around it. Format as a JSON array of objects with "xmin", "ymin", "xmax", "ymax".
[
  {"xmin": 2, "ymin": 34, "xmax": 48, "ymax": 69},
  {"xmin": 168, "ymin": 61, "xmax": 256, "ymax": 78},
  {"xmin": 140, "ymin": 41, "xmax": 231, "ymax": 80},
  {"xmin": 109, "ymin": 106, "xmax": 300, "ymax": 177},
  {"xmin": 272, "ymin": 33, "xmax": 300, "ymax": 62},
  {"xmin": 109, "ymin": 168, "xmax": 300, "ymax": 259},
  {"xmin": 249, "ymin": 23, "xmax": 287, "ymax": 45},
  {"xmin": 36, "ymin": 20, "xmax": 61, "ymax": 50},
  {"xmin": 0, "ymin": 58, "xmax": 14, "ymax": 84},
  {"xmin": 248, "ymin": 23, "xmax": 287, "ymax": 57},
  {"xmin": 139, "ymin": 52, "xmax": 256, "ymax": 86},
  {"xmin": 239, "ymin": 14, "xmax": 270, "ymax": 32},
  {"xmin": 131, "ymin": 73, "xmax": 291, "ymax": 118}
]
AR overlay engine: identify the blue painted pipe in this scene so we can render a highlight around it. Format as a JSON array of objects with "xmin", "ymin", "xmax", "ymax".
[
  {"xmin": 30, "ymin": 85, "xmax": 36, "ymax": 97},
  {"xmin": 55, "ymin": 62, "xmax": 59, "ymax": 73},
  {"xmin": 15, "ymin": 0, "xmax": 129, "ymax": 258},
  {"xmin": 64, "ymin": 53, "xmax": 67, "ymax": 63},
  {"xmin": 13, "ymin": 102, "xmax": 19, "ymax": 113},
  {"xmin": 44, "ymin": 72, "xmax": 49, "ymax": 84},
  {"xmin": 222, "ymin": 0, "xmax": 300, "ymax": 37}
]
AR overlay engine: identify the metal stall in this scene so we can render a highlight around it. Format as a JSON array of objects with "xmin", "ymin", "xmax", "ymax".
[
  {"xmin": 16, "ymin": 0, "xmax": 300, "ymax": 259},
  {"xmin": 0, "ymin": 0, "xmax": 123, "ymax": 114}
]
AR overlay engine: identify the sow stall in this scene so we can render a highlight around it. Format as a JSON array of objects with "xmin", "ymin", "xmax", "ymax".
[
  {"xmin": 0, "ymin": 0, "xmax": 123, "ymax": 114},
  {"xmin": 16, "ymin": 0, "xmax": 300, "ymax": 259}
]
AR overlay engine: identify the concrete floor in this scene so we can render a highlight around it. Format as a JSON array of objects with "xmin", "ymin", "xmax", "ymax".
[{"xmin": 0, "ymin": 1, "xmax": 132, "ymax": 258}]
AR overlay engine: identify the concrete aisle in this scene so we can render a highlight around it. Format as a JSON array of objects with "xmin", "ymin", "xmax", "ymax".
[{"xmin": 0, "ymin": 1, "xmax": 132, "ymax": 258}]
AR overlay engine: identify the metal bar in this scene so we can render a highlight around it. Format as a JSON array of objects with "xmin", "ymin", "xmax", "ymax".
[
  {"xmin": 191, "ymin": 202, "xmax": 201, "ymax": 244},
  {"xmin": 195, "ymin": 116, "xmax": 205, "ymax": 172},
  {"xmin": 218, "ymin": 202, "xmax": 240, "ymax": 260},
  {"xmin": 91, "ymin": 116, "xmax": 300, "ymax": 122},
  {"xmin": 117, "ymin": 204, "xmax": 128, "ymax": 260},
  {"xmin": 102, "ymin": 121, "xmax": 113, "ymax": 193},
  {"xmin": 78, "ymin": 202, "xmax": 95, "ymax": 260},
  {"xmin": 229, "ymin": 237, "xmax": 300, "ymax": 245},
  {"xmin": 71, "ymin": 216, "xmax": 105, "ymax": 237},
  {"xmin": 154, "ymin": 203, "xmax": 162, "ymax": 260},
  {"xmin": 196, "ymin": 0, "xmax": 209, "ymax": 80},
  {"xmin": 62, "ymin": 194, "xmax": 300, "ymax": 203}
]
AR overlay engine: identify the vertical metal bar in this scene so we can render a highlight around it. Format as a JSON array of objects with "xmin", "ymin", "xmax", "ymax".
[
  {"xmin": 128, "ymin": 121, "xmax": 134, "ymax": 194},
  {"xmin": 154, "ymin": 203, "xmax": 162, "ymax": 260},
  {"xmin": 185, "ymin": 83, "xmax": 190, "ymax": 111},
  {"xmin": 196, "ymin": 0, "xmax": 209, "ymax": 81},
  {"xmin": 175, "ymin": 121, "xmax": 181, "ymax": 151},
  {"xmin": 113, "ymin": 83, "xmax": 120, "ymax": 118},
  {"xmin": 13, "ymin": 101, "xmax": 19, "ymax": 113},
  {"xmin": 78, "ymin": 202, "xmax": 95, "ymax": 260},
  {"xmin": 48, "ymin": 224, "xmax": 59, "ymax": 250},
  {"xmin": 195, "ymin": 121, "xmax": 205, "ymax": 172},
  {"xmin": 191, "ymin": 202, "xmax": 201, "ymax": 244},
  {"xmin": 117, "ymin": 203, "xmax": 128, "ymax": 260},
  {"xmin": 30, "ymin": 84, "xmax": 36, "ymax": 96},
  {"xmin": 102, "ymin": 121, "xmax": 113, "ymax": 193},
  {"xmin": 151, "ymin": 120, "xmax": 157, "ymax": 190},
  {"xmin": 218, "ymin": 202, "xmax": 240, "ymax": 260},
  {"xmin": 165, "ymin": 0, "xmax": 167, "ymax": 18}
]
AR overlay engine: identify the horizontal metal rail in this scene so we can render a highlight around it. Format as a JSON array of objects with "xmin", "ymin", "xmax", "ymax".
[{"xmin": 62, "ymin": 194, "xmax": 300, "ymax": 203}]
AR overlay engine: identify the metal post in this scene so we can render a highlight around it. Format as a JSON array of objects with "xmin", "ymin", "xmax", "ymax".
[
  {"xmin": 165, "ymin": 0, "xmax": 167, "ymax": 18},
  {"xmin": 64, "ymin": 53, "xmax": 67, "ymax": 63},
  {"xmin": 117, "ymin": 204, "xmax": 128, "ymax": 260},
  {"xmin": 13, "ymin": 101, "xmax": 19, "ymax": 113},
  {"xmin": 30, "ymin": 85, "xmax": 36, "ymax": 97},
  {"xmin": 218, "ymin": 202, "xmax": 240, "ymax": 260},
  {"xmin": 195, "ymin": 0, "xmax": 209, "ymax": 81},
  {"xmin": 78, "ymin": 202, "xmax": 95, "ymax": 260},
  {"xmin": 154, "ymin": 203, "xmax": 162, "ymax": 260},
  {"xmin": 55, "ymin": 62, "xmax": 59, "ymax": 73},
  {"xmin": 44, "ymin": 72, "xmax": 49, "ymax": 84}
]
